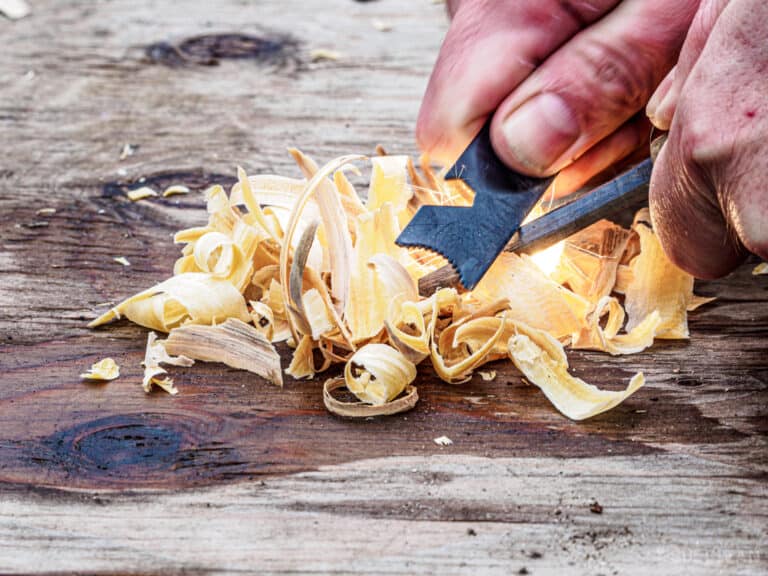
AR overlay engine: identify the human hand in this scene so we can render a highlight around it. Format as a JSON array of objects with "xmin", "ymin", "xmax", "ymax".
[
  {"xmin": 646, "ymin": 0, "xmax": 768, "ymax": 278},
  {"xmin": 417, "ymin": 0, "xmax": 700, "ymax": 192}
]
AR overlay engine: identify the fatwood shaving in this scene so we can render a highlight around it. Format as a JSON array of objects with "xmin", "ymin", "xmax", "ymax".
[
  {"xmin": 127, "ymin": 186, "xmax": 158, "ymax": 201},
  {"xmin": 81, "ymin": 358, "xmax": 120, "ymax": 382},
  {"xmin": 87, "ymin": 150, "xmax": 709, "ymax": 420},
  {"xmin": 0, "ymin": 0, "xmax": 30, "ymax": 20},
  {"xmin": 163, "ymin": 185, "xmax": 191, "ymax": 197},
  {"xmin": 142, "ymin": 332, "xmax": 194, "ymax": 395},
  {"xmin": 165, "ymin": 318, "xmax": 283, "ymax": 387}
]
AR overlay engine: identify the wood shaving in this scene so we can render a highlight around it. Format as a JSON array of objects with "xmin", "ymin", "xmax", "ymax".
[
  {"xmin": 344, "ymin": 344, "xmax": 416, "ymax": 405},
  {"xmin": 119, "ymin": 143, "xmax": 136, "ymax": 160},
  {"xmin": 165, "ymin": 318, "xmax": 283, "ymax": 387},
  {"xmin": 162, "ymin": 185, "xmax": 191, "ymax": 197},
  {"xmin": 0, "ymin": 0, "xmax": 29, "ymax": 20},
  {"xmin": 113, "ymin": 256, "xmax": 130, "ymax": 266},
  {"xmin": 433, "ymin": 435, "xmax": 453, "ymax": 446},
  {"xmin": 310, "ymin": 49, "xmax": 341, "ymax": 62},
  {"xmin": 127, "ymin": 186, "xmax": 158, "ymax": 201},
  {"xmin": 88, "ymin": 151, "xmax": 707, "ymax": 419},
  {"xmin": 141, "ymin": 332, "xmax": 194, "ymax": 395},
  {"xmin": 753, "ymin": 262, "xmax": 768, "ymax": 275},
  {"xmin": 323, "ymin": 378, "xmax": 418, "ymax": 418},
  {"xmin": 80, "ymin": 358, "xmax": 120, "ymax": 382},
  {"xmin": 36, "ymin": 208, "xmax": 56, "ymax": 216}
]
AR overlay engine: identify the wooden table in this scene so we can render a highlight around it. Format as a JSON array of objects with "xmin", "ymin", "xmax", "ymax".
[{"xmin": 1, "ymin": 1, "xmax": 766, "ymax": 573}]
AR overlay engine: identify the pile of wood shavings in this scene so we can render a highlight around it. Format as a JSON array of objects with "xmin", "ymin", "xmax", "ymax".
[{"xmin": 89, "ymin": 150, "xmax": 711, "ymax": 420}]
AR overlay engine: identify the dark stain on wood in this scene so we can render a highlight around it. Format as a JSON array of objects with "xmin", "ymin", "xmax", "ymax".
[
  {"xmin": 0, "ymin": 330, "xmax": 758, "ymax": 490},
  {"xmin": 47, "ymin": 414, "xmax": 184, "ymax": 473},
  {"xmin": 144, "ymin": 33, "xmax": 301, "ymax": 70}
]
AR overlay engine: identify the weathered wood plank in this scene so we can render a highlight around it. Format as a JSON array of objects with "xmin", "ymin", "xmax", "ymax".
[
  {"xmin": 0, "ymin": 1, "xmax": 767, "ymax": 573},
  {"xmin": 0, "ymin": 454, "xmax": 765, "ymax": 575}
]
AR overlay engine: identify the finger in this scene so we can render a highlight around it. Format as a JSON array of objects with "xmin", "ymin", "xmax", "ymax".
[
  {"xmin": 649, "ymin": 133, "xmax": 747, "ymax": 279},
  {"xmin": 650, "ymin": 0, "xmax": 768, "ymax": 278},
  {"xmin": 416, "ymin": 0, "xmax": 622, "ymax": 163},
  {"xmin": 647, "ymin": 0, "xmax": 730, "ymax": 129},
  {"xmin": 645, "ymin": 65, "xmax": 676, "ymax": 128},
  {"xmin": 550, "ymin": 113, "xmax": 651, "ymax": 198},
  {"xmin": 489, "ymin": 0, "xmax": 700, "ymax": 176}
]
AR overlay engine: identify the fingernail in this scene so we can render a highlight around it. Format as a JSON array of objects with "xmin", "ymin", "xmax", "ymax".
[
  {"xmin": 646, "ymin": 70, "xmax": 674, "ymax": 121},
  {"xmin": 502, "ymin": 93, "xmax": 580, "ymax": 174},
  {"xmin": 650, "ymin": 89, "xmax": 676, "ymax": 131}
]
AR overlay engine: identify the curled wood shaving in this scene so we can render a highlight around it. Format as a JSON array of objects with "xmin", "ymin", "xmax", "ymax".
[
  {"xmin": 88, "ymin": 273, "xmax": 250, "ymax": 332},
  {"xmin": 280, "ymin": 153, "xmax": 362, "ymax": 345},
  {"xmin": 753, "ymin": 262, "xmax": 768, "ymax": 276},
  {"xmin": 506, "ymin": 323, "xmax": 644, "ymax": 421},
  {"xmin": 572, "ymin": 297, "xmax": 661, "ymax": 356},
  {"xmin": 344, "ymin": 343, "xmax": 416, "ymax": 405},
  {"xmin": 165, "ymin": 318, "xmax": 283, "ymax": 387},
  {"xmin": 288, "ymin": 219, "xmax": 320, "ymax": 336},
  {"xmin": 323, "ymin": 378, "xmax": 418, "ymax": 418}
]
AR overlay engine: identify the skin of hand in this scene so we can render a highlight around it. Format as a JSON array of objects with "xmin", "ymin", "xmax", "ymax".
[
  {"xmin": 417, "ymin": 0, "xmax": 701, "ymax": 193},
  {"xmin": 646, "ymin": 0, "xmax": 768, "ymax": 278}
]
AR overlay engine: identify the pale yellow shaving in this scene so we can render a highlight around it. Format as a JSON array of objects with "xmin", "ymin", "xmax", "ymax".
[
  {"xmin": 507, "ymin": 323, "xmax": 644, "ymax": 420},
  {"xmin": 625, "ymin": 224, "xmax": 693, "ymax": 339},
  {"xmin": 165, "ymin": 318, "xmax": 283, "ymax": 387},
  {"xmin": 347, "ymin": 206, "xmax": 417, "ymax": 342},
  {"xmin": 127, "ymin": 186, "xmax": 158, "ymax": 201},
  {"xmin": 80, "ymin": 358, "xmax": 120, "ymax": 381},
  {"xmin": 367, "ymin": 155, "xmax": 412, "ymax": 226},
  {"xmin": 473, "ymin": 252, "xmax": 590, "ymax": 339},
  {"xmin": 88, "ymin": 273, "xmax": 250, "ymax": 332},
  {"xmin": 141, "ymin": 332, "xmax": 194, "ymax": 395},
  {"xmin": 571, "ymin": 296, "xmax": 662, "ymax": 355},
  {"xmin": 344, "ymin": 344, "xmax": 417, "ymax": 405},
  {"xmin": 162, "ymin": 185, "xmax": 190, "ymax": 197}
]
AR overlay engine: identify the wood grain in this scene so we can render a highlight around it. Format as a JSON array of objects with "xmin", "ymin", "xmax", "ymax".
[
  {"xmin": 0, "ymin": 0, "xmax": 767, "ymax": 573},
  {"xmin": 0, "ymin": 454, "xmax": 765, "ymax": 575}
]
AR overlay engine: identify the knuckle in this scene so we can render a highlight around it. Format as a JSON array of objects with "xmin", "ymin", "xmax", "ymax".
[{"xmin": 575, "ymin": 39, "xmax": 657, "ymax": 113}]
